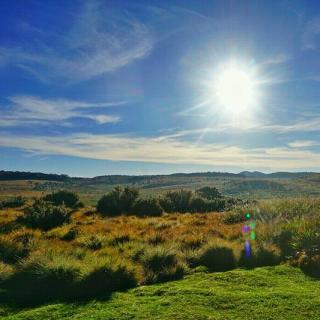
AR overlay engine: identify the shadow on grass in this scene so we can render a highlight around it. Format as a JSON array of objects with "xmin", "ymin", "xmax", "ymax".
[
  {"xmin": 0, "ymin": 268, "xmax": 137, "ymax": 309},
  {"xmin": 0, "ymin": 284, "xmax": 115, "ymax": 309}
]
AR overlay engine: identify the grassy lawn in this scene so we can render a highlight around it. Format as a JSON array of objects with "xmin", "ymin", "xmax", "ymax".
[{"xmin": 1, "ymin": 265, "xmax": 319, "ymax": 320}]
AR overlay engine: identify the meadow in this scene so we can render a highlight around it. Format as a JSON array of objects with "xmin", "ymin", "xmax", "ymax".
[{"xmin": 0, "ymin": 182, "xmax": 319, "ymax": 319}]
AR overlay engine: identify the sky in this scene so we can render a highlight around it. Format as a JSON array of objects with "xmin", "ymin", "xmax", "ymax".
[{"xmin": 1, "ymin": 0, "xmax": 320, "ymax": 177}]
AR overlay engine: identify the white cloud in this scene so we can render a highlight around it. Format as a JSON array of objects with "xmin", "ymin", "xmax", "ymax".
[
  {"xmin": 0, "ymin": 132, "xmax": 320, "ymax": 171},
  {"xmin": 288, "ymin": 140, "xmax": 318, "ymax": 148},
  {"xmin": 0, "ymin": 1, "xmax": 153, "ymax": 82},
  {"xmin": 0, "ymin": 95, "xmax": 125, "ymax": 126}
]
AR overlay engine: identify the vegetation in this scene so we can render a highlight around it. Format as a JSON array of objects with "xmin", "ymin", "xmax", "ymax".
[
  {"xmin": 96, "ymin": 186, "xmax": 139, "ymax": 216},
  {"xmin": 18, "ymin": 200, "xmax": 70, "ymax": 230},
  {"xmin": 1, "ymin": 265, "xmax": 320, "ymax": 319},
  {"xmin": 43, "ymin": 190, "xmax": 82, "ymax": 208},
  {"xmin": 0, "ymin": 184, "xmax": 319, "ymax": 317}
]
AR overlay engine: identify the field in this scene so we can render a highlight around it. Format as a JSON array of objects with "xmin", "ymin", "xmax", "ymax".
[{"xmin": 0, "ymin": 175, "xmax": 319, "ymax": 319}]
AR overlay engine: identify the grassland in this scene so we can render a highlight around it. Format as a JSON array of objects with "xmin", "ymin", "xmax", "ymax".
[
  {"xmin": 1, "ymin": 265, "xmax": 320, "ymax": 319},
  {"xmin": 0, "ymin": 178, "xmax": 319, "ymax": 319}
]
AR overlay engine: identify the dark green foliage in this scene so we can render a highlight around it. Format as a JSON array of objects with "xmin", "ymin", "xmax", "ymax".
[
  {"xmin": 160, "ymin": 190, "xmax": 193, "ymax": 213},
  {"xmin": 132, "ymin": 198, "xmax": 163, "ymax": 217},
  {"xmin": 19, "ymin": 200, "xmax": 70, "ymax": 231},
  {"xmin": 60, "ymin": 227, "xmax": 78, "ymax": 241},
  {"xmin": 0, "ymin": 238, "xmax": 30, "ymax": 264},
  {"xmin": 0, "ymin": 196, "xmax": 26, "ymax": 209},
  {"xmin": 96, "ymin": 186, "xmax": 139, "ymax": 216},
  {"xmin": 79, "ymin": 263, "xmax": 137, "ymax": 298},
  {"xmin": 199, "ymin": 244, "xmax": 236, "ymax": 272},
  {"xmin": 43, "ymin": 190, "xmax": 80, "ymax": 208},
  {"xmin": 141, "ymin": 246, "xmax": 185, "ymax": 283},
  {"xmin": 223, "ymin": 210, "xmax": 247, "ymax": 224},
  {"xmin": 238, "ymin": 246, "xmax": 281, "ymax": 269},
  {"xmin": 160, "ymin": 189, "xmax": 231, "ymax": 213},
  {"xmin": 3, "ymin": 258, "xmax": 80, "ymax": 303},
  {"xmin": 196, "ymin": 186, "xmax": 222, "ymax": 199}
]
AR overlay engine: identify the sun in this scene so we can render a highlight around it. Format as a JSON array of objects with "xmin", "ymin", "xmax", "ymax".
[{"xmin": 214, "ymin": 64, "xmax": 257, "ymax": 112}]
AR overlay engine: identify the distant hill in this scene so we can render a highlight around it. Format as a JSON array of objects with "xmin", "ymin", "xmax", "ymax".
[
  {"xmin": 0, "ymin": 170, "xmax": 317, "ymax": 182},
  {"xmin": 0, "ymin": 171, "xmax": 70, "ymax": 182}
]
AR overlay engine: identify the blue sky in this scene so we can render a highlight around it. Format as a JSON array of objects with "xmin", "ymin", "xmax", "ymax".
[{"xmin": 1, "ymin": 0, "xmax": 320, "ymax": 176}]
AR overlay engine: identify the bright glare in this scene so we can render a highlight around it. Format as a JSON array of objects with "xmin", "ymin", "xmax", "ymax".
[{"xmin": 215, "ymin": 65, "xmax": 256, "ymax": 111}]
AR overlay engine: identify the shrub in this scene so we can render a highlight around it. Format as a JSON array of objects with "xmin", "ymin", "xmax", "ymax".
[
  {"xmin": 80, "ymin": 235, "xmax": 105, "ymax": 250},
  {"xmin": 4, "ymin": 253, "xmax": 81, "ymax": 302},
  {"xmin": 60, "ymin": 227, "xmax": 78, "ymax": 241},
  {"xmin": 19, "ymin": 200, "xmax": 70, "ymax": 231},
  {"xmin": 132, "ymin": 198, "xmax": 163, "ymax": 217},
  {"xmin": 79, "ymin": 259, "xmax": 137, "ymax": 297},
  {"xmin": 199, "ymin": 242, "xmax": 237, "ymax": 272},
  {"xmin": 196, "ymin": 187, "xmax": 222, "ymax": 199},
  {"xmin": 43, "ymin": 190, "xmax": 80, "ymax": 208},
  {"xmin": 238, "ymin": 244, "xmax": 281, "ymax": 269},
  {"xmin": 0, "ymin": 236, "xmax": 30, "ymax": 264},
  {"xmin": 0, "ymin": 262, "xmax": 13, "ymax": 283},
  {"xmin": 140, "ymin": 246, "xmax": 185, "ymax": 283},
  {"xmin": 294, "ymin": 251, "xmax": 320, "ymax": 277},
  {"xmin": 160, "ymin": 189, "xmax": 193, "ymax": 213},
  {"xmin": 0, "ymin": 196, "xmax": 26, "ymax": 209},
  {"xmin": 97, "ymin": 186, "xmax": 139, "ymax": 216}
]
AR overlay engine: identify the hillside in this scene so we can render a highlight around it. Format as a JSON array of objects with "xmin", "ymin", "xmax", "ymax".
[{"xmin": 1, "ymin": 170, "xmax": 320, "ymax": 204}]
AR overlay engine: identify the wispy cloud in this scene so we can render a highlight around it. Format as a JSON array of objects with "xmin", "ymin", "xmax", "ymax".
[
  {"xmin": 0, "ymin": 95, "xmax": 124, "ymax": 126},
  {"xmin": 0, "ymin": 132, "xmax": 320, "ymax": 170},
  {"xmin": 0, "ymin": 1, "xmax": 153, "ymax": 82},
  {"xmin": 288, "ymin": 140, "xmax": 318, "ymax": 148}
]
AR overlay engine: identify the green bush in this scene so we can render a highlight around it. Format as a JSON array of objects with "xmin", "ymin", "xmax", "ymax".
[
  {"xmin": 238, "ymin": 244, "xmax": 281, "ymax": 269},
  {"xmin": 79, "ymin": 259, "xmax": 137, "ymax": 297},
  {"xmin": 199, "ymin": 242, "xmax": 236, "ymax": 272},
  {"xmin": 140, "ymin": 246, "xmax": 185, "ymax": 283},
  {"xmin": 294, "ymin": 252, "xmax": 320, "ymax": 277},
  {"xmin": 4, "ymin": 254, "xmax": 80, "ymax": 302},
  {"xmin": 97, "ymin": 186, "xmax": 139, "ymax": 216},
  {"xmin": 0, "ymin": 237, "xmax": 30, "ymax": 264},
  {"xmin": 43, "ymin": 190, "xmax": 80, "ymax": 208},
  {"xmin": 19, "ymin": 200, "xmax": 70, "ymax": 231},
  {"xmin": 160, "ymin": 189, "xmax": 193, "ymax": 213},
  {"xmin": 0, "ymin": 196, "xmax": 26, "ymax": 209},
  {"xmin": 0, "ymin": 262, "xmax": 13, "ymax": 283},
  {"xmin": 60, "ymin": 227, "xmax": 78, "ymax": 241},
  {"xmin": 196, "ymin": 187, "xmax": 222, "ymax": 199},
  {"xmin": 132, "ymin": 198, "xmax": 163, "ymax": 217}
]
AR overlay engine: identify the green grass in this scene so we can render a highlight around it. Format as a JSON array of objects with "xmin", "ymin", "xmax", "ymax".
[{"xmin": 1, "ymin": 265, "xmax": 319, "ymax": 319}]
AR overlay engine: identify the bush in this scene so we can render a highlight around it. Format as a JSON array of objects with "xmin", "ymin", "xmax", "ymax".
[
  {"xmin": 0, "ymin": 236, "xmax": 30, "ymax": 264},
  {"xmin": 60, "ymin": 227, "xmax": 78, "ymax": 241},
  {"xmin": 294, "ymin": 251, "xmax": 320, "ymax": 277},
  {"xmin": 43, "ymin": 190, "xmax": 80, "ymax": 208},
  {"xmin": 0, "ymin": 262, "xmax": 13, "ymax": 283},
  {"xmin": 160, "ymin": 190, "xmax": 193, "ymax": 213},
  {"xmin": 97, "ymin": 186, "xmax": 139, "ymax": 216},
  {"xmin": 199, "ymin": 242, "xmax": 237, "ymax": 272},
  {"xmin": 0, "ymin": 196, "xmax": 26, "ymax": 209},
  {"xmin": 140, "ymin": 246, "xmax": 185, "ymax": 283},
  {"xmin": 132, "ymin": 198, "xmax": 163, "ymax": 217},
  {"xmin": 4, "ymin": 253, "xmax": 81, "ymax": 302},
  {"xmin": 196, "ymin": 187, "xmax": 222, "ymax": 199},
  {"xmin": 19, "ymin": 200, "xmax": 70, "ymax": 231},
  {"xmin": 238, "ymin": 244, "xmax": 281, "ymax": 269},
  {"xmin": 79, "ymin": 259, "xmax": 137, "ymax": 297},
  {"xmin": 80, "ymin": 235, "xmax": 105, "ymax": 250}
]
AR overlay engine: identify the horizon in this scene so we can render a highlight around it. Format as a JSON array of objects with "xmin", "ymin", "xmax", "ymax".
[
  {"xmin": 1, "ymin": 0, "xmax": 320, "ymax": 176},
  {"xmin": 1, "ymin": 168, "xmax": 319, "ymax": 179}
]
